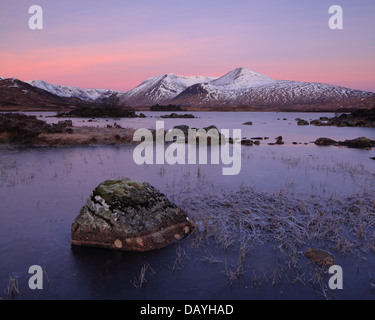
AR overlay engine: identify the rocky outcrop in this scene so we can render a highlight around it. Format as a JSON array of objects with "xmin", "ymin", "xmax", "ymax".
[
  {"xmin": 267, "ymin": 136, "xmax": 284, "ymax": 146},
  {"xmin": 0, "ymin": 113, "xmax": 73, "ymax": 144},
  {"xmin": 160, "ymin": 113, "xmax": 195, "ymax": 119},
  {"xmin": 172, "ymin": 125, "xmax": 190, "ymax": 135},
  {"xmin": 310, "ymin": 107, "xmax": 375, "ymax": 127},
  {"xmin": 297, "ymin": 119, "xmax": 309, "ymax": 126},
  {"xmin": 170, "ymin": 124, "xmax": 227, "ymax": 145},
  {"xmin": 313, "ymin": 136, "xmax": 375, "ymax": 149},
  {"xmin": 71, "ymin": 178, "xmax": 193, "ymax": 252},
  {"xmin": 338, "ymin": 137, "xmax": 375, "ymax": 149},
  {"xmin": 310, "ymin": 119, "xmax": 323, "ymax": 126},
  {"xmin": 241, "ymin": 139, "xmax": 254, "ymax": 146},
  {"xmin": 314, "ymin": 138, "xmax": 338, "ymax": 146}
]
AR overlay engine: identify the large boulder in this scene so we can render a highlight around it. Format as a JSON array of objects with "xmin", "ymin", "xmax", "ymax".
[{"xmin": 71, "ymin": 178, "xmax": 193, "ymax": 252}]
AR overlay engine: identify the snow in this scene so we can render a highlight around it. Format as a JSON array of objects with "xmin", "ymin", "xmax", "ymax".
[
  {"xmin": 8, "ymin": 79, "xmax": 20, "ymax": 88},
  {"xmin": 210, "ymin": 67, "xmax": 276, "ymax": 90},
  {"xmin": 26, "ymin": 79, "xmax": 123, "ymax": 102},
  {"xmin": 123, "ymin": 73, "xmax": 217, "ymax": 102},
  {"xmin": 21, "ymin": 67, "xmax": 373, "ymax": 106},
  {"xmin": 121, "ymin": 68, "xmax": 283, "ymax": 105}
]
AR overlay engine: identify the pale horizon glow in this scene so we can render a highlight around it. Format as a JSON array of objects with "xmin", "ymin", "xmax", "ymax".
[{"xmin": 1, "ymin": 0, "xmax": 374, "ymax": 92}]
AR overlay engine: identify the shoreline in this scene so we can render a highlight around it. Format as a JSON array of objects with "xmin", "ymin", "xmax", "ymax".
[{"xmin": 0, "ymin": 126, "xmax": 137, "ymax": 147}]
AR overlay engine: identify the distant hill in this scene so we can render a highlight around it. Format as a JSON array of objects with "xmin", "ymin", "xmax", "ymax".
[{"xmin": 0, "ymin": 78, "xmax": 87, "ymax": 111}]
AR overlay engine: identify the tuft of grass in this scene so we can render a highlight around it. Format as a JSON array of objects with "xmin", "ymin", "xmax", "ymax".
[
  {"xmin": 172, "ymin": 245, "xmax": 190, "ymax": 271},
  {"xmin": 6, "ymin": 276, "xmax": 19, "ymax": 297},
  {"xmin": 173, "ymin": 184, "xmax": 375, "ymax": 293},
  {"xmin": 131, "ymin": 264, "xmax": 156, "ymax": 289}
]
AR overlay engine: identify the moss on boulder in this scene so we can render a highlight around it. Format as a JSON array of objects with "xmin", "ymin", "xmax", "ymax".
[{"xmin": 71, "ymin": 178, "xmax": 193, "ymax": 252}]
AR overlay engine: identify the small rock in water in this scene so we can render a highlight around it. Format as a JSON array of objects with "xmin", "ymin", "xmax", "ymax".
[
  {"xmin": 71, "ymin": 178, "xmax": 193, "ymax": 252},
  {"xmin": 241, "ymin": 139, "xmax": 254, "ymax": 146},
  {"xmin": 297, "ymin": 119, "xmax": 309, "ymax": 126},
  {"xmin": 314, "ymin": 137, "xmax": 337, "ymax": 146},
  {"xmin": 304, "ymin": 248, "xmax": 334, "ymax": 267},
  {"xmin": 275, "ymin": 136, "xmax": 284, "ymax": 145}
]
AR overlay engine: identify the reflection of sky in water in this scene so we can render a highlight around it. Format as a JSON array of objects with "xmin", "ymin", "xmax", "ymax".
[{"xmin": 0, "ymin": 112, "xmax": 374, "ymax": 300}]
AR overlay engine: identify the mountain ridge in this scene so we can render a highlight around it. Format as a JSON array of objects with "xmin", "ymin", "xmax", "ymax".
[
  {"xmin": 26, "ymin": 79, "xmax": 121, "ymax": 103},
  {"xmin": 1, "ymin": 68, "xmax": 374, "ymax": 111},
  {"xmin": 0, "ymin": 78, "xmax": 88, "ymax": 111}
]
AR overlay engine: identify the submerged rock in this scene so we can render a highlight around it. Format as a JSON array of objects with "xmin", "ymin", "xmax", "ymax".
[
  {"xmin": 304, "ymin": 248, "xmax": 334, "ymax": 267},
  {"xmin": 71, "ymin": 178, "xmax": 193, "ymax": 252}
]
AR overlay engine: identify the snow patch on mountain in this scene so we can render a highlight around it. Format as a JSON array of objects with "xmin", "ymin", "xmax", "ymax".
[
  {"xmin": 127, "ymin": 73, "xmax": 215, "ymax": 99},
  {"xmin": 26, "ymin": 79, "xmax": 122, "ymax": 102},
  {"xmin": 120, "ymin": 73, "xmax": 217, "ymax": 105},
  {"xmin": 15, "ymin": 67, "xmax": 374, "ymax": 108},
  {"xmin": 210, "ymin": 67, "xmax": 276, "ymax": 90},
  {"xmin": 172, "ymin": 77, "xmax": 374, "ymax": 107}
]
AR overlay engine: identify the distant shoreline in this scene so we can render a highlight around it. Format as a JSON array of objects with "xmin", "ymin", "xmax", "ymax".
[
  {"xmin": 1, "ymin": 95, "xmax": 375, "ymax": 114},
  {"xmin": 0, "ymin": 107, "xmax": 362, "ymax": 113}
]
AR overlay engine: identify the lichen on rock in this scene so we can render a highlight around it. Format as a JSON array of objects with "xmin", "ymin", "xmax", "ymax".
[{"xmin": 71, "ymin": 178, "xmax": 193, "ymax": 251}]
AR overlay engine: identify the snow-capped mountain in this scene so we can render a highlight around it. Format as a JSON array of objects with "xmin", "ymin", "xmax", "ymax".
[
  {"xmin": 119, "ymin": 73, "xmax": 217, "ymax": 106},
  {"xmin": 118, "ymin": 67, "xmax": 374, "ymax": 108},
  {"xmin": 170, "ymin": 68, "xmax": 374, "ymax": 108},
  {"xmin": 0, "ymin": 77, "xmax": 87, "ymax": 111},
  {"xmin": 26, "ymin": 79, "xmax": 122, "ymax": 103},
  {"xmin": 209, "ymin": 67, "xmax": 276, "ymax": 90},
  {"xmin": 2, "ymin": 68, "xmax": 374, "ymax": 111}
]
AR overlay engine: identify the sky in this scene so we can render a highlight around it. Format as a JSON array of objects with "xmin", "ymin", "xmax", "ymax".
[{"xmin": 1, "ymin": 0, "xmax": 374, "ymax": 92}]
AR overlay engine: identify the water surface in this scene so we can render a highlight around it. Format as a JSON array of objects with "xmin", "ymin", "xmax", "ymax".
[{"xmin": 1, "ymin": 111, "xmax": 374, "ymax": 300}]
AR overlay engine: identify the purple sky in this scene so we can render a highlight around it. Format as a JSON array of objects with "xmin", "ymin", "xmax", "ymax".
[{"xmin": 1, "ymin": 0, "xmax": 374, "ymax": 92}]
